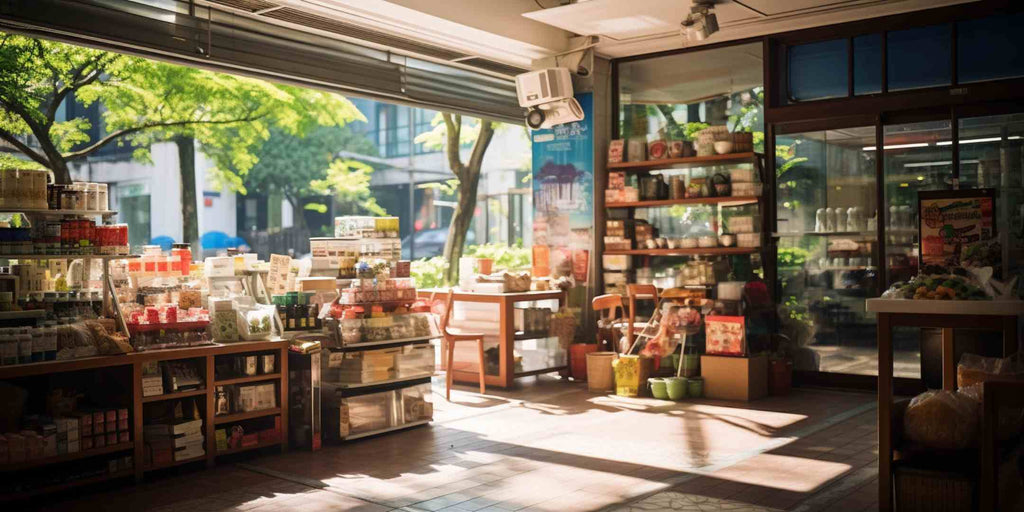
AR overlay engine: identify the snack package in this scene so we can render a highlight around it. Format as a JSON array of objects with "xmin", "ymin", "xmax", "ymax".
[{"xmin": 903, "ymin": 389, "xmax": 979, "ymax": 450}]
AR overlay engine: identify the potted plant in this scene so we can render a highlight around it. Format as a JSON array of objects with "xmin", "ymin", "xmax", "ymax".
[{"xmin": 768, "ymin": 333, "xmax": 794, "ymax": 395}]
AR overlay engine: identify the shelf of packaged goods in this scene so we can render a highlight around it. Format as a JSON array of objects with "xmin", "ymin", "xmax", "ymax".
[
  {"xmin": 0, "ymin": 442, "xmax": 135, "ymax": 472},
  {"xmin": 128, "ymin": 321, "xmax": 210, "ymax": 334},
  {"xmin": 214, "ymin": 373, "xmax": 281, "ymax": 386},
  {"xmin": 141, "ymin": 388, "xmax": 207, "ymax": 404},
  {"xmin": 214, "ymin": 439, "xmax": 282, "ymax": 457},
  {"xmin": 607, "ymin": 196, "xmax": 759, "ymax": 208},
  {"xmin": 0, "ymin": 253, "xmax": 138, "ymax": 261},
  {"xmin": 607, "ymin": 152, "xmax": 758, "ymax": 171},
  {"xmin": 142, "ymin": 454, "xmax": 207, "ymax": 472},
  {"xmin": 0, "ymin": 309, "xmax": 46, "ymax": 321},
  {"xmin": 336, "ymin": 374, "xmax": 432, "ymax": 390},
  {"xmin": 1, "ymin": 469, "xmax": 134, "ymax": 501},
  {"xmin": 604, "ymin": 247, "xmax": 759, "ymax": 257},
  {"xmin": 213, "ymin": 408, "xmax": 281, "ymax": 425},
  {"xmin": 335, "ymin": 334, "xmax": 437, "ymax": 351},
  {"xmin": 339, "ymin": 419, "xmax": 430, "ymax": 441},
  {"xmin": 0, "ymin": 208, "xmax": 118, "ymax": 218}
]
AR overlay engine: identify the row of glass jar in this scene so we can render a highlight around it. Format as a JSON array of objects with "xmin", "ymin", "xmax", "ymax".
[{"xmin": 50, "ymin": 182, "xmax": 109, "ymax": 212}]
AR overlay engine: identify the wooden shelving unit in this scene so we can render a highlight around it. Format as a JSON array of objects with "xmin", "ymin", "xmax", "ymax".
[
  {"xmin": 0, "ymin": 442, "xmax": 135, "ymax": 472},
  {"xmin": 0, "ymin": 339, "xmax": 289, "ymax": 498}
]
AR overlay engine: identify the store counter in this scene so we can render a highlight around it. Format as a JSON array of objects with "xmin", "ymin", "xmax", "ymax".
[
  {"xmin": 866, "ymin": 298, "xmax": 1023, "ymax": 511},
  {"xmin": 419, "ymin": 288, "xmax": 567, "ymax": 388}
]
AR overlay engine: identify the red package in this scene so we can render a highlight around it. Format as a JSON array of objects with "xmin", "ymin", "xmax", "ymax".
[{"xmin": 705, "ymin": 316, "xmax": 746, "ymax": 356}]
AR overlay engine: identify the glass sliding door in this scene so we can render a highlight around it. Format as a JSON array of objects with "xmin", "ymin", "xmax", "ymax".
[
  {"xmin": 775, "ymin": 126, "xmax": 880, "ymax": 376},
  {"xmin": 881, "ymin": 120, "xmax": 954, "ymax": 287}
]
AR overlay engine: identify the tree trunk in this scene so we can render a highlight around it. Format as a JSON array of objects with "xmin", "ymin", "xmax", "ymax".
[
  {"xmin": 49, "ymin": 158, "xmax": 72, "ymax": 185},
  {"xmin": 442, "ymin": 171, "xmax": 481, "ymax": 284},
  {"xmin": 175, "ymin": 135, "xmax": 200, "ymax": 255}
]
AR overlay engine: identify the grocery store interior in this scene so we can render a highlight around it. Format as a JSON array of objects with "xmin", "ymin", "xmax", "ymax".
[{"xmin": 0, "ymin": 1, "xmax": 1023, "ymax": 511}]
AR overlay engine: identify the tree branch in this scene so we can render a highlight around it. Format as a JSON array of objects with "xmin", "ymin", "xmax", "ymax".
[
  {"xmin": 0, "ymin": 128, "xmax": 51, "ymax": 169},
  {"xmin": 45, "ymin": 57, "xmax": 105, "ymax": 125},
  {"xmin": 467, "ymin": 120, "xmax": 495, "ymax": 173},
  {"xmin": 63, "ymin": 115, "xmax": 264, "ymax": 160},
  {"xmin": 441, "ymin": 113, "xmax": 464, "ymax": 180}
]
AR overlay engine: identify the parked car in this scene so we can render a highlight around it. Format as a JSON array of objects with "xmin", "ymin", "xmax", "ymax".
[{"xmin": 401, "ymin": 228, "xmax": 475, "ymax": 259}]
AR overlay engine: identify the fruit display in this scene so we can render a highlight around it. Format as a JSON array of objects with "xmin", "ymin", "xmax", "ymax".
[{"xmin": 883, "ymin": 273, "xmax": 990, "ymax": 301}]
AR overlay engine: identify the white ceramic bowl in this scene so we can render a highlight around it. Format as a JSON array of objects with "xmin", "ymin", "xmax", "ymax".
[{"xmin": 713, "ymin": 141, "xmax": 734, "ymax": 155}]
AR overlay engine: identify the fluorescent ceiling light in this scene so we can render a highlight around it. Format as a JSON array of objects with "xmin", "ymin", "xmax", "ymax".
[
  {"xmin": 935, "ymin": 135, "xmax": 1022, "ymax": 146},
  {"xmin": 862, "ymin": 143, "xmax": 929, "ymax": 151}
]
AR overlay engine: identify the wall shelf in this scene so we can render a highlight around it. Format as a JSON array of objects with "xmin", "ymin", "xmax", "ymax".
[
  {"xmin": 608, "ymin": 152, "xmax": 758, "ymax": 171},
  {"xmin": 607, "ymin": 196, "xmax": 759, "ymax": 208},
  {"xmin": 604, "ymin": 247, "xmax": 759, "ymax": 257}
]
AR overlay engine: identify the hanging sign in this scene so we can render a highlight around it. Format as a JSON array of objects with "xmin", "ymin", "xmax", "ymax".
[{"xmin": 531, "ymin": 92, "xmax": 594, "ymax": 284}]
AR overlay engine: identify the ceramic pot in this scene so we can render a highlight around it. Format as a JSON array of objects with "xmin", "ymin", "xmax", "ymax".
[
  {"xmin": 569, "ymin": 343, "xmax": 598, "ymax": 381},
  {"xmin": 665, "ymin": 377, "xmax": 687, "ymax": 400},
  {"xmin": 649, "ymin": 378, "xmax": 669, "ymax": 399},
  {"xmin": 682, "ymin": 354, "xmax": 700, "ymax": 377},
  {"xmin": 687, "ymin": 376, "xmax": 704, "ymax": 398}
]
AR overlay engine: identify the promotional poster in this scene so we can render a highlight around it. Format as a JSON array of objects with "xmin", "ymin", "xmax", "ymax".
[
  {"xmin": 918, "ymin": 189, "xmax": 996, "ymax": 269},
  {"xmin": 531, "ymin": 92, "xmax": 594, "ymax": 285}
]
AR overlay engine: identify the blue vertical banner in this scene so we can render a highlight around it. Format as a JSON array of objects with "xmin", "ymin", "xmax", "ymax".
[{"xmin": 531, "ymin": 93, "xmax": 594, "ymax": 286}]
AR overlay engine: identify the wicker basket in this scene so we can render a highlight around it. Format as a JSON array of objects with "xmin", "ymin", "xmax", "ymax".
[
  {"xmin": 549, "ymin": 315, "xmax": 577, "ymax": 349},
  {"xmin": 894, "ymin": 465, "xmax": 975, "ymax": 512}
]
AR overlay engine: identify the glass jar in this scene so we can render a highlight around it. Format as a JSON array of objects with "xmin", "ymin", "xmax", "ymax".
[{"xmin": 96, "ymin": 183, "xmax": 108, "ymax": 211}]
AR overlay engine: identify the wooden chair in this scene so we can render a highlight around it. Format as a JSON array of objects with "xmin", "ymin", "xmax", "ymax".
[
  {"xmin": 626, "ymin": 284, "xmax": 659, "ymax": 349},
  {"xmin": 438, "ymin": 289, "xmax": 486, "ymax": 401},
  {"xmin": 592, "ymin": 294, "xmax": 625, "ymax": 352}
]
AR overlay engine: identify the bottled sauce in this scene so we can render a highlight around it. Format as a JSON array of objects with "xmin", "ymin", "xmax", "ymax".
[{"xmin": 295, "ymin": 303, "xmax": 308, "ymax": 330}]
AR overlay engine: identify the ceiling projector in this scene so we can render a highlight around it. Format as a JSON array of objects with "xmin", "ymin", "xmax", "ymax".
[
  {"xmin": 681, "ymin": 0, "xmax": 719, "ymax": 43},
  {"xmin": 515, "ymin": 68, "xmax": 584, "ymax": 130}
]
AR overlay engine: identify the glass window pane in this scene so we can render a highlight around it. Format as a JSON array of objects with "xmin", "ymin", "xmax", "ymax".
[
  {"xmin": 957, "ymin": 12, "xmax": 1024, "ymax": 84},
  {"xmin": 787, "ymin": 39, "xmax": 848, "ymax": 102},
  {"xmin": 774, "ymin": 127, "xmax": 879, "ymax": 376},
  {"xmin": 853, "ymin": 34, "xmax": 882, "ymax": 95},
  {"xmin": 957, "ymin": 113, "xmax": 1024, "ymax": 287},
  {"xmin": 887, "ymin": 25, "xmax": 952, "ymax": 91},
  {"xmin": 618, "ymin": 42, "xmax": 763, "ymax": 149}
]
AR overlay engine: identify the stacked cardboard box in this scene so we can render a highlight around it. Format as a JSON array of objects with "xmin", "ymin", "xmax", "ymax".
[{"xmin": 143, "ymin": 418, "xmax": 204, "ymax": 464}]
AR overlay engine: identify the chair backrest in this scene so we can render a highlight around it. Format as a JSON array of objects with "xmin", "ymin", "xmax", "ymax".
[
  {"xmin": 627, "ymin": 284, "xmax": 658, "ymax": 301},
  {"xmin": 439, "ymin": 288, "xmax": 455, "ymax": 335},
  {"xmin": 591, "ymin": 294, "xmax": 623, "ymax": 322}
]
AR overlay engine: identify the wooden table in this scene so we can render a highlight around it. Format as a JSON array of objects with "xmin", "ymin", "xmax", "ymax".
[
  {"xmin": 419, "ymin": 288, "xmax": 567, "ymax": 388},
  {"xmin": 866, "ymin": 298, "xmax": 1023, "ymax": 512}
]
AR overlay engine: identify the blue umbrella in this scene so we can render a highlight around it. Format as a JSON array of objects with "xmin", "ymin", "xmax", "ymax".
[
  {"xmin": 200, "ymin": 231, "xmax": 231, "ymax": 250},
  {"xmin": 150, "ymin": 235, "xmax": 175, "ymax": 251}
]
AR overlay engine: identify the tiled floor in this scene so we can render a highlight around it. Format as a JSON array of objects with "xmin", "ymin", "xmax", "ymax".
[{"xmin": 35, "ymin": 377, "xmax": 881, "ymax": 512}]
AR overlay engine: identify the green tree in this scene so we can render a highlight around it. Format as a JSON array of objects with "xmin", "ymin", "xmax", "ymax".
[
  {"xmin": 0, "ymin": 32, "xmax": 362, "ymax": 249},
  {"xmin": 415, "ymin": 113, "xmax": 495, "ymax": 284},
  {"xmin": 227, "ymin": 125, "xmax": 382, "ymax": 235}
]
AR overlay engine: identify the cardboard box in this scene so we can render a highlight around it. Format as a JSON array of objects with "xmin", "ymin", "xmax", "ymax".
[{"xmin": 700, "ymin": 354, "xmax": 768, "ymax": 401}]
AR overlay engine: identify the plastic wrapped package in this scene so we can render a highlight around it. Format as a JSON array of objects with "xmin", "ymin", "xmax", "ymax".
[
  {"xmin": 400, "ymin": 383, "xmax": 433, "ymax": 423},
  {"xmin": 903, "ymin": 389, "xmax": 979, "ymax": 450},
  {"xmin": 239, "ymin": 304, "xmax": 275, "ymax": 341},
  {"xmin": 957, "ymin": 353, "xmax": 1024, "ymax": 441}
]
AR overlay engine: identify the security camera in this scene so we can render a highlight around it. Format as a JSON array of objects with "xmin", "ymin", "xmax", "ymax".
[
  {"xmin": 681, "ymin": 0, "xmax": 719, "ymax": 43},
  {"xmin": 515, "ymin": 68, "xmax": 584, "ymax": 129}
]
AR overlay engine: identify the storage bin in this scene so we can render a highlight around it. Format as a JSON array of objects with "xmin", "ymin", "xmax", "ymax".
[
  {"xmin": 586, "ymin": 352, "xmax": 616, "ymax": 392},
  {"xmin": 737, "ymin": 233, "xmax": 761, "ymax": 248}
]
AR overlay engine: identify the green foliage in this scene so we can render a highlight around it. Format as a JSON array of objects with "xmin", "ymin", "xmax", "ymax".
[
  {"xmin": 776, "ymin": 141, "xmax": 808, "ymax": 179},
  {"xmin": 464, "ymin": 242, "xmax": 530, "ymax": 271},
  {"xmin": 681, "ymin": 122, "xmax": 709, "ymax": 141},
  {"xmin": 0, "ymin": 153, "xmax": 45, "ymax": 171},
  {"xmin": 311, "ymin": 158, "xmax": 386, "ymax": 216},
  {"xmin": 410, "ymin": 257, "xmax": 449, "ymax": 289},
  {"xmin": 0, "ymin": 32, "xmax": 364, "ymax": 187},
  {"xmin": 777, "ymin": 247, "xmax": 810, "ymax": 268}
]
